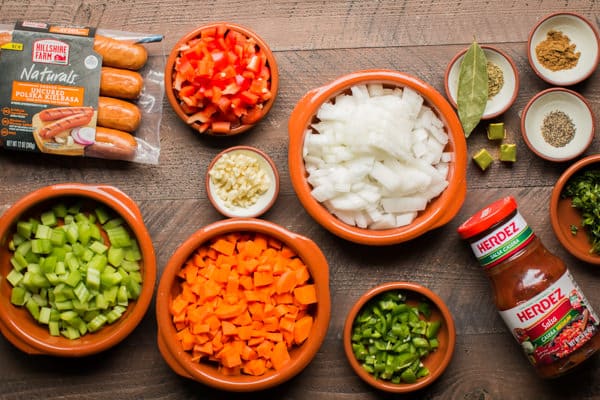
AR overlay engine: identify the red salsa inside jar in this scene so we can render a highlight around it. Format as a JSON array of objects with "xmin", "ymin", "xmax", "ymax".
[{"xmin": 458, "ymin": 196, "xmax": 600, "ymax": 378}]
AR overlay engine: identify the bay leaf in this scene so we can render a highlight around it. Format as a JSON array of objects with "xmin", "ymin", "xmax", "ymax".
[{"xmin": 457, "ymin": 40, "xmax": 488, "ymax": 137}]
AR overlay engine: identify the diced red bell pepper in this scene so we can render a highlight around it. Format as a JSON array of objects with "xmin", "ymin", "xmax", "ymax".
[{"xmin": 172, "ymin": 23, "xmax": 273, "ymax": 134}]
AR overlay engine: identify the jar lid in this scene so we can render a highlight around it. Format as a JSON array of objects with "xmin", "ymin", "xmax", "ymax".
[{"xmin": 457, "ymin": 196, "xmax": 518, "ymax": 239}]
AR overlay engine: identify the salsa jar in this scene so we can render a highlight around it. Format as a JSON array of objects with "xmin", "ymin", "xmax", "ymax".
[{"xmin": 458, "ymin": 196, "xmax": 600, "ymax": 378}]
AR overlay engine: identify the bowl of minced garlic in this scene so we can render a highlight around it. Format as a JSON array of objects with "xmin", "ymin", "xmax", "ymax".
[
  {"xmin": 527, "ymin": 12, "xmax": 600, "ymax": 86},
  {"xmin": 206, "ymin": 146, "xmax": 280, "ymax": 218}
]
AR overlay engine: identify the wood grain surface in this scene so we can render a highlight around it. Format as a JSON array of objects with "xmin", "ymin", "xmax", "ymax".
[{"xmin": 1, "ymin": 1, "xmax": 600, "ymax": 399}]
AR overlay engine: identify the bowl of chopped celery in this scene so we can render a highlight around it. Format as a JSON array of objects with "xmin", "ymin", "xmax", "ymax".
[
  {"xmin": 343, "ymin": 281, "xmax": 455, "ymax": 393},
  {"xmin": 550, "ymin": 154, "xmax": 600, "ymax": 265},
  {"xmin": 0, "ymin": 183, "xmax": 156, "ymax": 357},
  {"xmin": 288, "ymin": 69, "xmax": 468, "ymax": 246}
]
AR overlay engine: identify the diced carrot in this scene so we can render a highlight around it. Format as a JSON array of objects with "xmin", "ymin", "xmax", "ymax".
[
  {"xmin": 191, "ymin": 322, "xmax": 210, "ymax": 335},
  {"xmin": 194, "ymin": 341, "xmax": 214, "ymax": 357},
  {"xmin": 279, "ymin": 246, "xmax": 296, "ymax": 259},
  {"xmin": 243, "ymin": 358, "xmax": 266, "ymax": 376},
  {"xmin": 263, "ymin": 316, "xmax": 279, "ymax": 332},
  {"xmin": 214, "ymin": 303, "xmax": 245, "ymax": 319},
  {"xmin": 198, "ymin": 279, "xmax": 222, "ymax": 300},
  {"xmin": 237, "ymin": 325, "xmax": 253, "ymax": 341},
  {"xmin": 241, "ymin": 345, "xmax": 258, "ymax": 361},
  {"xmin": 169, "ymin": 231, "xmax": 318, "ymax": 377},
  {"xmin": 222, "ymin": 320, "xmax": 237, "ymax": 336},
  {"xmin": 170, "ymin": 296, "xmax": 188, "ymax": 316},
  {"xmin": 271, "ymin": 341, "xmax": 291, "ymax": 371},
  {"xmin": 253, "ymin": 270, "xmax": 274, "ymax": 287},
  {"xmin": 275, "ymin": 270, "xmax": 297, "ymax": 294},
  {"xmin": 293, "ymin": 284, "xmax": 317, "ymax": 305},
  {"xmin": 294, "ymin": 315, "xmax": 313, "ymax": 345},
  {"xmin": 239, "ymin": 275, "xmax": 254, "ymax": 290},
  {"xmin": 211, "ymin": 237, "xmax": 236, "ymax": 256},
  {"xmin": 255, "ymin": 340, "xmax": 273, "ymax": 359},
  {"xmin": 279, "ymin": 316, "xmax": 295, "ymax": 333},
  {"xmin": 295, "ymin": 266, "xmax": 311, "ymax": 285}
]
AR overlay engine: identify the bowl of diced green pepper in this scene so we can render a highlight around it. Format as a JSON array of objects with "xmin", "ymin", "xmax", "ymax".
[
  {"xmin": 0, "ymin": 183, "xmax": 156, "ymax": 357},
  {"xmin": 343, "ymin": 281, "xmax": 456, "ymax": 393}
]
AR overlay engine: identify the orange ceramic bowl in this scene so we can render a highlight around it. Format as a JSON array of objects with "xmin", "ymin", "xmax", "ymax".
[
  {"xmin": 288, "ymin": 70, "xmax": 468, "ymax": 246},
  {"xmin": 165, "ymin": 22, "xmax": 279, "ymax": 136},
  {"xmin": 0, "ymin": 183, "xmax": 156, "ymax": 357},
  {"xmin": 156, "ymin": 218, "xmax": 331, "ymax": 392},
  {"xmin": 550, "ymin": 154, "xmax": 600, "ymax": 264},
  {"xmin": 343, "ymin": 282, "xmax": 456, "ymax": 393}
]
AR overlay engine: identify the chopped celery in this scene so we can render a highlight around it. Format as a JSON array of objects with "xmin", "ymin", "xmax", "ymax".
[
  {"xmin": 103, "ymin": 217, "xmax": 124, "ymax": 230},
  {"xmin": 49, "ymin": 321, "xmax": 60, "ymax": 336},
  {"xmin": 52, "ymin": 203, "xmax": 68, "ymax": 218},
  {"xmin": 6, "ymin": 269, "xmax": 24, "ymax": 287},
  {"xmin": 35, "ymin": 224, "xmax": 53, "ymax": 240},
  {"xmin": 87, "ymin": 314, "xmax": 108, "ymax": 332},
  {"xmin": 10, "ymin": 252, "xmax": 28, "ymax": 271},
  {"xmin": 5, "ymin": 201, "xmax": 143, "ymax": 339},
  {"xmin": 11, "ymin": 286, "xmax": 28, "ymax": 306},
  {"xmin": 107, "ymin": 247, "xmax": 124, "ymax": 267},
  {"xmin": 40, "ymin": 210, "xmax": 57, "ymax": 227},
  {"xmin": 17, "ymin": 221, "xmax": 33, "ymax": 239},
  {"xmin": 89, "ymin": 240, "xmax": 108, "ymax": 255},
  {"xmin": 106, "ymin": 226, "xmax": 131, "ymax": 248},
  {"xmin": 39, "ymin": 306, "xmax": 52, "ymax": 324},
  {"xmin": 94, "ymin": 207, "xmax": 111, "ymax": 224}
]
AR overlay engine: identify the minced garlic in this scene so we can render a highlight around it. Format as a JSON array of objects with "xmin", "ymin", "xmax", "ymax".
[{"xmin": 209, "ymin": 151, "xmax": 271, "ymax": 209}]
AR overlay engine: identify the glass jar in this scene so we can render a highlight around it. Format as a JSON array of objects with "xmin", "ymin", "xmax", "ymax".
[{"xmin": 458, "ymin": 196, "xmax": 600, "ymax": 378}]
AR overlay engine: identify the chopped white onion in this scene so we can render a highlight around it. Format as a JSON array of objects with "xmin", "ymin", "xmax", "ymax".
[{"xmin": 302, "ymin": 84, "xmax": 451, "ymax": 230}]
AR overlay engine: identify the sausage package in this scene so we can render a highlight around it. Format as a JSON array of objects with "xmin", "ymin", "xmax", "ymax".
[{"xmin": 0, "ymin": 21, "xmax": 164, "ymax": 164}]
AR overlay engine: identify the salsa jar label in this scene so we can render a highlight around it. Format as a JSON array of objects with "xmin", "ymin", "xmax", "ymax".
[
  {"xmin": 468, "ymin": 211, "xmax": 535, "ymax": 269},
  {"xmin": 500, "ymin": 271, "xmax": 600, "ymax": 365}
]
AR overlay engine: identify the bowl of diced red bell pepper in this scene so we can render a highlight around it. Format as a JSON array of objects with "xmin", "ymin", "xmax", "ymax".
[{"xmin": 165, "ymin": 22, "xmax": 279, "ymax": 136}]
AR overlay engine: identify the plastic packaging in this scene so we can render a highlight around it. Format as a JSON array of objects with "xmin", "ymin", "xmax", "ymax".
[{"xmin": 0, "ymin": 22, "xmax": 164, "ymax": 164}]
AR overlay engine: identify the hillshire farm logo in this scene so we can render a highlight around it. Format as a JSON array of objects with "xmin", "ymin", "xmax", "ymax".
[{"xmin": 32, "ymin": 39, "xmax": 69, "ymax": 65}]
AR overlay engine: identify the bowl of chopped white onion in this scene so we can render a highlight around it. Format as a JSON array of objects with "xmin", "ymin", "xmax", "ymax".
[{"xmin": 288, "ymin": 70, "xmax": 468, "ymax": 246}]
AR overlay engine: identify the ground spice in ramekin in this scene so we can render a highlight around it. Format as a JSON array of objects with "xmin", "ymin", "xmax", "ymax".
[
  {"xmin": 487, "ymin": 61, "xmax": 504, "ymax": 99},
  {"xmin": 541, "ymin": 110, "xmax": 576, "ymax": 147},
  {"xmin": 535, "ymin": 30, "xmax": 580, "ymax": 71}
]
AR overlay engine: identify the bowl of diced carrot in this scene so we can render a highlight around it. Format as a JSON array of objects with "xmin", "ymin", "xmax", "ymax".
[
  {"xmin": 155, "ymin": 218, "xmax": 331, "ymax": 391},
  {"xmin": 0, "ymin": 183, "xmax": 156, "ymax": 357},
  {"xmin": 165, "ymin": 22, "xmax": 279, "ymax": 136}
]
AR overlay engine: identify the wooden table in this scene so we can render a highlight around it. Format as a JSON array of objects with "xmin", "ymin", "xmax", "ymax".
[{"xmin": 1, "ymin": 1, "xmax": 600, "ymax": 398}]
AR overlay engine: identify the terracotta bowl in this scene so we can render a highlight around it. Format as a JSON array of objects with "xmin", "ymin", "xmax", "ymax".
[
  {"xmin": 521, "ymin": 88, "xmax": 595, "ymax": 162},
  {"xmin": 528, "ymin": 12, "xmax": 600, "ymax": 86},
  {"xmin": 165, "ymin": 22, "xmax": 279, "ymax": 136},
  {"xmin": 206, "ymin": 146, "xmax": 280, "ymax": 218},
  {"xmin": 0, "ymin": 183, "xmax": 156, "ymax": 357},
  {"xmin": 343, "ymin": 281, "xmax": 456, "ymax": 393},
  {"xmin": 156, "ymin": 218, "xmax": 331, "ymax": 391},
  {"xmin": 550, "ymin": 154, "xmax": 600, "ymax": 264},
  {"xmin": 288, "ymin": 69, "xmax": 468, "ymax": 246},
  {"xmin": 445, "ymin": 45, "xmax": 519, "ymax": 120}
]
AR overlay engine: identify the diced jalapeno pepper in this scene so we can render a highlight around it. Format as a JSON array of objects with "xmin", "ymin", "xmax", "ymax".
[{"xmin": 350, "ymin": 290, "xmax": 443, "ymax": 383}]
